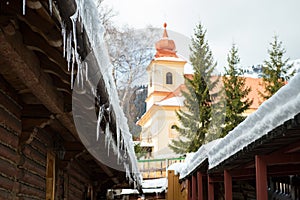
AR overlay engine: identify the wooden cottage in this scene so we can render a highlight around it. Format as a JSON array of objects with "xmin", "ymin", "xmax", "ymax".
[{"xmin": 0, "ymin": 0, "xmax": 141, "ymax": 199}]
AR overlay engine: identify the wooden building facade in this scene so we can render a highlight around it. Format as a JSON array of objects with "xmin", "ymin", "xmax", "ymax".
[{"xmin": 0, "ymin": 0, "xmax": 140, "ymax": 199}]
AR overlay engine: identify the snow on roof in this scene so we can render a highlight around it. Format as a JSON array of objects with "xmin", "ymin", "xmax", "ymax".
[
  {"xmin": 179, "ymin": 139, "xmax": 222, "ymax": 179},
  {"xmin": 155, "ymin": 96, "xmax": 185, "ymax": 106},
  {"xmin": 208, "ymin": 73, "xmax": 300, "ymax": 169},
  {"xmin": 154, "ymin": 56, "xmax": 186, "ymax": 62},
  {"xmin": 167, "ymin": 162, "xmax": 187, "ymax": 176},
  {"xmin": 70, "ymin": 0, "xmax": 141, "ymax": 187}
]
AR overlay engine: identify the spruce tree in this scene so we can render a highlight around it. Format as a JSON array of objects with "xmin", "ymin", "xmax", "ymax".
[
  {"xmin": 169, "ymin": 23, "xmax": 217, "ymax": 154},
  {"xmin": 260, "ymin": 36, "xmax": 294, "ymax": 100},
  {"xmin": 222, "ymin": 44, "xmax": 252, "ymax": 137}
]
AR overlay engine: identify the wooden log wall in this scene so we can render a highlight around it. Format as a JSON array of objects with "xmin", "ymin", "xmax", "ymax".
[
  {"xmin": 0, "ymin": 78, "xmax": 22, "ymax": 199},
  {"xmin": 65, "ymin": 160, "xmax": 91, "ymax": 200},
  {"xmin": 0, "ymin": 78, "xmax": 48, "ymax": 200}
]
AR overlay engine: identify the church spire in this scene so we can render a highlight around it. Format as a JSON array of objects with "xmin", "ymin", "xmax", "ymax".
[{"xmin": 154, "ymin": 23, "xmax": 178, "ymax": 58}]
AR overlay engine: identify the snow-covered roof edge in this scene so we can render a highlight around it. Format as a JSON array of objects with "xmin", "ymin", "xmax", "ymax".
[
  {"xmin": 208, "ymin": 73, "xmax": 300, "ymax": 169},
  {"xmin": 70, "ymin": 0, "xmax": 142, "ymax": 187},
  {"xmin": 179, "ymin": 139, "xmax": 222, "ymax": 179}
]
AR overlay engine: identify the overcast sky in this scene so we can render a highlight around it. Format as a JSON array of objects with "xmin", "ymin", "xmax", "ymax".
[{"xmin": 103, "ymin": 0, "xmax": 300, "ymax": 71}]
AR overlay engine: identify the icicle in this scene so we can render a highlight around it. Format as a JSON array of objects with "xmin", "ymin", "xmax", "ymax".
[
  {"xmin": 123, "ymin": 148, "xmax": 128, "ymax": 159},
  {"xmin": 124, "ymin": 163, "xmax": 133, "ymax": 184},
  {"xmin": 105, "ymin": 122, "xmax": 111, "ymax": 156},
  {"xmin": 70, "ymin": 10, "xmax": 78, "ymax": 57},
  {"xmin": 96, "ymin": 106, "xmax": 104, "ymax": 141},
  {"xmin": 48, "ymin": 0, "xmax": 52, "ymax": 15},
  {"xmin": 61, "ymin": 23, "xmax": 66, "ymax": 58},
  {"xmin": 76, "ymin": 65, "xmax": 81, "ymax": 86},
  {"xmin": 66, "ymin": 33, "xmax": 72, "ymax": 71},
  {"xmin": 81, "ymin": 64, "xmax": 84, "ymax": 87},
  {"xmin": 85, "ymin": 62, "xmax": 88, "ymax": 81},
  {"xmin": 23, "ymin": 0, "xmax": 26, "ymax": 15},
  {"xmin": 116, "ymin": 125, "xmax": 120, "ymax": 161},
  {"xmin": 71, "ymin": 48, "xmax": 75, "ymax": 89}
]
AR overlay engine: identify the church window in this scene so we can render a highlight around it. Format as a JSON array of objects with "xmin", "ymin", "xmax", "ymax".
[{"xmin": 166, "ymin": 72, "xmax": 173, "ymax": 84}]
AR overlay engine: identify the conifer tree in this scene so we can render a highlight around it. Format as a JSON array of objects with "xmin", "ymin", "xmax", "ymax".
[
  {"xmin": 169, "ymin": 23, "xmax": 218, "ymax": 154},
  {"xmin": 222, "ymin": 44, "xmax": 252, "ymax": 137},
  {"xmin": 260, "ymin": 36, "xmax": 294, "ymax": 100}
]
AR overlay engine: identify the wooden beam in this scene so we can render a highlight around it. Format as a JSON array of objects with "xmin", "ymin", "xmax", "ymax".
[
  {"xmin": 262, "ymin": 152, "xmax": 300, "ymax": 165},
  {"xmin": 255, "ymin": 155, "xmax": 268, "ymax": 200},
  {"xmin": 208, "ymin": 175, "xmax": 214, "ymax": 200},
  {"xmin": 192, "ymin": 174, "xmax": 197, "ymax": 200},
  {"xmin": 224, "ymin": 170, "xmax": 232, "ymax": 200},
  {"xmin": 197, "ymin": 171, "xmax": 203, "ymax": 200},
  {"xmin": 167, "ymin": 170, "xmax": 175, "ymax": 200},
  {"xmin": 21, "ymin": 23, "xmax": 69, "ymax": 75},
  {"xmin": 0, "ymin": 27, "xmax": 78, "ymax": 139}
]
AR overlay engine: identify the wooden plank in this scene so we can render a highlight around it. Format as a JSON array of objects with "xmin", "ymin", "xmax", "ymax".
[
  {"xmin": 18, "ymin": 9, "xmax": 62, "ymax": 47},
  {"xmin": 192, "ymin": 174, "xmax": 197, "ymax": 200},
  {"xmin": 0, "ymin": 174, "xmax": 15, "ymax": 191},
  {"xmin": 197, "ymin": 171, "xmax": 203, "ymax": 200},
  {"xmin": 255, "ymin": 155, "xmax": 268, "ymax": 200},
  {"xmin": 46, "ymin": 151, "xmax": 56, "ymax": 200},
  {"xmin": 23, "ymin": 145, "xmax": 46, "ymax": 167},
  {"xmin": 208, "ymin": 175, "xmax": 214, "ymax": 200},
  {"xmin": 22, "ymin": 104, "xmax": 51, "ymax": 118},
  {"xmin": 0, "ymin": 125, "xmax": 19, "ymax": 149},
  {"xmin": 30, "ymin": 138, "xmax": 47, "ymax": 155},
  {"xmin": 0, "ymin": 106, "xmax": 21, "ymax": 134},
  {"xmin": 167, "ymin": 170, "xmax": 174, "ymax": 200},
  {"xmin": 0, "ymin": 158, "xmax": 17, "ymax": 179},
  {"xmin": 0, "ymin": 89, "xmax": 21, "ymax": 118},
  {"xmin": 0, "ymin": 75, "xmax": 21, "ymax": 107},
  {"xmin": 173, "ymin": 173, "xmax": 180, "ymax": 200},
  {"xmin": 19, "ymin": 182, "xmax": 45, "ymax": 199},
  {"xmin": 224, "ymin": 170, "xmax": 232, "ymax": 200},
  {"xmin": 22, "ymin": 170, "xmax": 45, "ymax": 190},
  {"xmin": 22, "ymin": 156, "xmax": 46, "ymax": 177},
  {"xmin": 0, "ymin": 143, "xmax": 19, "ymax": 164}
]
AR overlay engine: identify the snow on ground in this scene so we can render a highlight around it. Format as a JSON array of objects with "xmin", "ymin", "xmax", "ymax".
[
  {"xmin": 142, "ymin": 178, "xmax": 167, "ymax": 189},
  {"xmin": 208, "ymin": 73, "xmax": 300, "ymax": 169}
]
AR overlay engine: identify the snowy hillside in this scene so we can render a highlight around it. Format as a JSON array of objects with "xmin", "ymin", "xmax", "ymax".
[{"xmin": 243, "ymin": 59, "xmax": 300, "ymax": 78}]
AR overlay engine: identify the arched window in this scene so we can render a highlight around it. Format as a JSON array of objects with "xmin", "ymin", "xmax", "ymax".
[
  {"xmin": 169, "ymin": 123, "xmax": 178, "ymax": 138},
  {"xmin": 166, "ymin": 72, "xmax": 173, "ymax": 84}
]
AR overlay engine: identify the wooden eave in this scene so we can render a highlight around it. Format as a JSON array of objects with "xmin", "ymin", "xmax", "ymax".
[{"xmin": 208, "ymin": 112, "xmax": 300, "ymax": 178}]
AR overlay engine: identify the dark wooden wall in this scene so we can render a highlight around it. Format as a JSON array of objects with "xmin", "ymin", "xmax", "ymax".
[{"xmin": 0, "ymin": 78, "xmax": 93, "ymax": 200}]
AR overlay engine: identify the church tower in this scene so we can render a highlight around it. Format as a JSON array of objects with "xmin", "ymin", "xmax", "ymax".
[{"xmin": 146, "ymin": 23, "xmax": 187, "ymax": 110}]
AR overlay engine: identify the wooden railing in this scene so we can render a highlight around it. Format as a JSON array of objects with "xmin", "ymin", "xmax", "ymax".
[
  {"xmin": 138, "ymin": 157, "xmax": 185, "ymax": 179},
  {"xmin": 269, "ymin": 176, "xmax": 300, "ymax": 200}
]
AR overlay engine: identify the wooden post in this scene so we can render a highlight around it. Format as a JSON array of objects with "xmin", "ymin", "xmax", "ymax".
[
  {"xmin": 167, "ymin": 170, "xmax": 175, "ymax": 200},
  {"xmin": 224, "ymin": 170, "xmax": 232, "ymax": 200},
  {"xmin": 197, "ymin": 171, "xmax": 203, "ymax": 200},
  {"xmin": 188, "ymin": 177, "xmax": 192, "ymax": 200},
  {"xmin": 208, "ymin": 175, "xmax": 214, "ymax": 200},
  {"xmin": 192, "ymin": 174, "xmax": 197, "ymax": 200},
  {"xmin": 173, "ymin": 171, "xmax": 180, "ymax": 200},
  {"xmin": 255, "ymin": 155, "xmax": 268, "ymax": 200}
]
